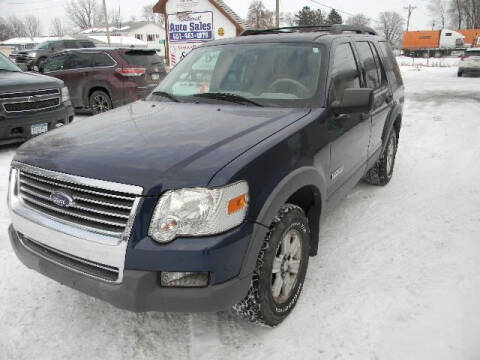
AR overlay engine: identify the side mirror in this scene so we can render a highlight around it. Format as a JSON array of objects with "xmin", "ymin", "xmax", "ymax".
[{"xmin": 331, "ymin": 88, "xmax": 374, "ymax": 114}]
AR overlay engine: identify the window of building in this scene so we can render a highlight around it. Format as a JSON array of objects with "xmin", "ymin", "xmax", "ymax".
[
  {"xmin": 135, "ymin": 34, "xmax": 143, "ymax": 40},
  {"xmin": 147, "ymin": 34, "xmax": 155, "ymax": 41}
]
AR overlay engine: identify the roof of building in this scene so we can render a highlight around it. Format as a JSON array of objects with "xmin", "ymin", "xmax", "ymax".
[
  {"xmin": 79, "ymin": 21, "xmax": 164, "ymax": 35},
  {"xmin": 153, "ymin": 0, "xmax": 245, "ymax": 33},
  {"xmin": 0, "ymin": 36, "xmax": 73, "ymax": 45}
]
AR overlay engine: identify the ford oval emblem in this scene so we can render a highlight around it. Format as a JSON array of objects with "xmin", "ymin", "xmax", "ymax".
[{"xmin": 50, "ymin": 191, "xmax": 74, "ymax": 208}]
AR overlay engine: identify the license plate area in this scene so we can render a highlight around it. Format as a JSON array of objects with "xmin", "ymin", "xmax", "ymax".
[
  {"xmin": 31, "ymin": 123, "xmax": 48, "ymax": 136},
  {"xmin": 151, "ymin": 73, "xmax": 160, "ymax": 81}
]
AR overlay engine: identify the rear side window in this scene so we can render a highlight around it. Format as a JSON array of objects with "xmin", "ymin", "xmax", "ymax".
[
  {"xmin": 378, "ymin": 41, "xmax": 403, "ymax": 88},
  {"xmin": 329, "ymin": 43, "xmax": 361, "ymax": 104},
  {"xmin": 63, "ymin": 41, "xmax": 79, "ymax": 49},
  {"xmin": 355, "ymin": 42, "xmax": 385, "ymax": 89},
  {"xmin": 122, "ymin": 50, "xmax": 164, "ymax": 67},
  {"xmin": 93, "ymin": 52, "xmax": 115, "ymax": 67},
  {"xmin": 80, "ymin": 41, "xmax": 95, "ymax": 48},
  {"xmin": 64, "ymin": 52, "xmax": 91, "ymax": 69}
]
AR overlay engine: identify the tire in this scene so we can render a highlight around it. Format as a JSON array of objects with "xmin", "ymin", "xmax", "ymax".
[
  {"xmin": 458, "ymin": 71, "xmax": 463, "ymax": 77},
  {"xmin": 364, "ymin": 129, "xmax": 398, "ymax": 186},
  {"xmin": 232, "ymin": 204, "xmax": 310, "ymax": 327},
  {"xmin": 37, "ymin": 57, "xmax": 47, "ymax": 72},
  {"xmin": 89, "ymin": 90, "xmax": 112, "ymax": 114}
]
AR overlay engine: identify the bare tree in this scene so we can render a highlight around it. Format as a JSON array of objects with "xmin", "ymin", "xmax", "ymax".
[
  {"xmin": 109, "ymin": 7, "xmax": 123, "ymax": 28},
  {"xmin": 7, "ymin": 16, "xmax": 27, "ymax": 37},
  {"xmin": 65, "ymin": 0, "xmax": 101, "ymax": 30},
  {"xmin": 448, "ymin": 0, "xmax": 465, "ymax": 28},
  {"xmin": 24, "ymin": 15, "xmax": 41, "ymax": 37},
  {"xmin": 50, "ymin": 17, "xmax": 65, "ymax": 36},
  {"xmin": 142, "ymin": 4, "xmax": 165, "ymax": 25},
  {"xmin": 428, "ymin": 0, "xmax": 448, "ymax": 28},
  {"xmin": 246, "ymin": 0, "xmax": 274, "ymax": 29},
  {"xmin": 280, "ymin": 12, "xmax": 296, "ymax": 26},
  {"xmin": 0, "ymin": 17, "xmax": 14, "ymax": 41},
  {"xmin": 346, "ymin": 13, "xmax": 371, "ymax": 27},
  {"xmin": 377, "ymin": 11, "xmax": 405, "ymax": 47}
]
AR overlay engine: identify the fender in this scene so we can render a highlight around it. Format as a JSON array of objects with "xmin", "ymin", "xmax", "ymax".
[
  {"xmin": 239, "ymin": 166, "xmax": 327, "ymax": 278},
  {"xmin": 381, "ymin": 101, "xmax": 403, "ymax": 149}
]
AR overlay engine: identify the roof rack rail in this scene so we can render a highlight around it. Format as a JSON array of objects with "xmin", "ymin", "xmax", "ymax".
[{"xmin": 241, "ymin": 25, "xmax": 377, "ymax": 36}]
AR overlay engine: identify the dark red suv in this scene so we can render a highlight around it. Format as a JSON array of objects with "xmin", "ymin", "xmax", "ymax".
[{"xmin": 42, "ymin": 48, "xmax": 166, "ymax": 114}]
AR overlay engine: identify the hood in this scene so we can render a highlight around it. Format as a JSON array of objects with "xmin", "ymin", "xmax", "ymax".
[
  {"xmin": 0, "ymin": 71, "xmax": 63, "ymax": 94},
  {"xmin": 15, "ymin": 101, "xmax": 310, "ymax": 195}
]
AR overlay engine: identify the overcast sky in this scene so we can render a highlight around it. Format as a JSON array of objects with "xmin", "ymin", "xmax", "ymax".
[{"xmin": 0, "ymin": 0, "xmax": 432, "ymax": 34}]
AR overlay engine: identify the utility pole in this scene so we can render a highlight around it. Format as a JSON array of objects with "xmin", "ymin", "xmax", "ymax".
[
  {"xmin": 102, "ymin": 0, "xmax": 111, "ymax": 47},
  {"xmin": 404, "ymin": 4, "xmax": 416, "ymax": 32},
  {"xmin": 276, "ymin": 0, "xmax": 280, "ymax": 27}
]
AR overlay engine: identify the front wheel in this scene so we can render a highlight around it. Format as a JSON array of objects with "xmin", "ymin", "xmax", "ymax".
[
  {"xmin": 364, "ymin": 129, "xmax": 398, "ymax": 186},
  {"xmin": 457, "ymin": 70, "xmax": 463, "ymax": 77},
  {"xmin": 89, "ymin": 90, "xmax": 112, "ymax": 114},
  {"xmin": 232, "ymin": 204, "xmax": 310, "ymax": 327}
]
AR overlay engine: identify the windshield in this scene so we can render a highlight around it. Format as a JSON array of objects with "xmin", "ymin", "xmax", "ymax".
[
  {"xmin": 466, "ymin": 50, "xmax": 480, "ymax": 57},
  {"xmin": 0, "ymin": 53, "xmax": 21, "ymax": 72},
  {"xmin": 152, "ymin": 43, "xmax": 324, "ymax": 107}
]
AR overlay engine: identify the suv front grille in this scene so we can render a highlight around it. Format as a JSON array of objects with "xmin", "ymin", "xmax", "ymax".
[
  {"xmin": 4, "ymin": 98, "xmax": 60, "ymax": 112},
  {"xmin": 1, "ymin": 88, "xmax": 60, "ymax": 113},
  {"xmin": 18, "ymin": 169, "xmax": 138, "ymax": 236}
]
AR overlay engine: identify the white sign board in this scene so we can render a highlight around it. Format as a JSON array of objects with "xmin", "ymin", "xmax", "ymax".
[
  {"xmin": 168, "ymin": 11, "xmax": 214, "ymax": 43},
  {"xmin": 169, "ymin": 42, "xmax": 201, "ymax": 66}
]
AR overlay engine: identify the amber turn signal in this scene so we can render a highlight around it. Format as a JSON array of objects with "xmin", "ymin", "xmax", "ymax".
[{"xmin": 228, "ymin": 194, "xmax": 248, "ymax": 215}]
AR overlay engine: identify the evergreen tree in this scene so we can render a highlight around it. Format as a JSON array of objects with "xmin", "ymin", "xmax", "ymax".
[
  {"xmin": 295, "ymin": 6, "xmax": 324, "ymax": 26},
  {"xmin": 327, "ymin": 9, "xmax": 343, "ymax": 25}
]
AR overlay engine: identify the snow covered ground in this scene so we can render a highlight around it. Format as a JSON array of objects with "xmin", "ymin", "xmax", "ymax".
[{"xmin": 1, "ymin": 66, "xmax": 480, "ymax": 360}]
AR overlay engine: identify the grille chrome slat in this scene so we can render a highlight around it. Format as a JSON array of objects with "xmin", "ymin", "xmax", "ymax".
[
  {"xmin": 21, "ymin": 193, "xmax": 127, "ymax": 228},
  {"xmin": 20, "ymin": 185, "xmax": 131, "ymax": 219},
  {"xmin": 19, "ymin": 177, "xmax": 133, "ymax": 209},
  {"xmin": 17, "ymin": 167, "xmax": 139, "ymax": 236},
  {"xmin": 21, "ymin": 172, "xmax": 136, "ymax": 201}
]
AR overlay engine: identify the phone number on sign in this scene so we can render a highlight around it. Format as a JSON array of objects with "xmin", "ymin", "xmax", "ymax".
[{"xmin": 169, "ymin": 31, "xmax": 213, "ymax": 41}]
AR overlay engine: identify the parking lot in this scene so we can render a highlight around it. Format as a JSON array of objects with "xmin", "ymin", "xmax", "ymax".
[{"xmin": 1, "ymin": 64, "xmax": 479, "ymax": 360}]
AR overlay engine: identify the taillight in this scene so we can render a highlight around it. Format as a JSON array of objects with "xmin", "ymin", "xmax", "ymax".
[{"xmin": 115, "ymin": 67, "xmax": 146, "ymax": 77}]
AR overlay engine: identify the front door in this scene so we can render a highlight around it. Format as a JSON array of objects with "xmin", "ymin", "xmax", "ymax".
[{"xmin": 327, "ymin": 41, "xmax": 371, "ymax": 198}]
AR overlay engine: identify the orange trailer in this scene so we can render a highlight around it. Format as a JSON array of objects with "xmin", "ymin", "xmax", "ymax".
[
  {"xmin": 403, "ymin": 31, "xmax": 441, "ymax": 49},
  {"xmin": 458, "ymin": 29, "xmax": 480, "ymax": 47}
]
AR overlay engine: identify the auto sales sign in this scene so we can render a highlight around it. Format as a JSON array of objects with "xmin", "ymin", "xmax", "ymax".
[{"xmin": 168, "ymin": 11, "xmax": 213, "ymax": 42}]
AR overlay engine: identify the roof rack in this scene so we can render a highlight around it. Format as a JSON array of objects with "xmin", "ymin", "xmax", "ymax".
[{"xmin": 241, "ymin": 25, "xmax": 377, "ymax": 37}]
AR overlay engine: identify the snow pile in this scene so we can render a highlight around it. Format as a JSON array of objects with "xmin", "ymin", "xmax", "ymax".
[{"xmin": 397, "ymin": 56, "xmax": 460, "ymax": 68}]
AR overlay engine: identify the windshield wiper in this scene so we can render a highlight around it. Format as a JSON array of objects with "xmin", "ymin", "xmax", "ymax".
[
  {"xmin": 151, "ymin": 91, "xmax": 180, "ymax": 103},
  {"xmin": 193, "ymin": 92, "xmax": 263, "ymax": 107}
]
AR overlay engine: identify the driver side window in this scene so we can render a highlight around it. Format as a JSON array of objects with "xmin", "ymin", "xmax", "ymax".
[{"xmin": 329, "ymin": 43, "xmax": 361, "ymax": 105}]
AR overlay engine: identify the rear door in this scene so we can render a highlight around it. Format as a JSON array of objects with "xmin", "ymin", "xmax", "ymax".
[
  {"xmin": 44, "ymin": 52, "xmax": 93, "ymax": 107},
  {"xmin": 327, "ymin": 41, "xmax": 371, "ymax": 197},
  {"xmin": 354, "ymin": 41, "xmax": 392, "ymax": 158}
]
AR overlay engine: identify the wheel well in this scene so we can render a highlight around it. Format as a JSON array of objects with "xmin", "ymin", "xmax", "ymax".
[
  {"xmin": 286, "ymin": 185, "xmax": 322, "ymax": 256},
  {"xmin": 393, "ymin": 115, "xmax": 402, "ymax": 138},
  {"xmin": 88, "ymin": 87, "xmax": 110, "ymax": 101}
]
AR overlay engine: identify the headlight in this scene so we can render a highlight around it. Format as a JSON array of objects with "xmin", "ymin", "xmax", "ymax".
[
  {"xmin": 61, "ymin": 86, "xmax": 70, "ymax": 103},
  {"xmin": 29, "ymin": 52, "xmax": 37, "ymax": 58},
  {"xmin": 149, "ymin": 181, "xmax": 249, "ymax": 243}
]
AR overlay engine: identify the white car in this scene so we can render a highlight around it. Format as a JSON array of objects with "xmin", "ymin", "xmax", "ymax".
[{"xmin": 458, "ymin": 48, "xmax": 480, "ymax": 76}]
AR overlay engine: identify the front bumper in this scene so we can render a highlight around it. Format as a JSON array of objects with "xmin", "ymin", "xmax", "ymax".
[
  {"xmin": 9, "ymin": 226, "xmax": 251, "ymax": 312},
  {"xmin": 0, "ymin": 103, "xmax": 74, "ymax": 145}
]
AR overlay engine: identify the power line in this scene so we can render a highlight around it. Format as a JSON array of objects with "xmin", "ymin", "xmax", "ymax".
[{"xmin": 308, "ymin": 0, "xmax": 355, "ymax": 18}]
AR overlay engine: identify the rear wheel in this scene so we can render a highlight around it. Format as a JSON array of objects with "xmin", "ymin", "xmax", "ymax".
[
  {"xmin": 232, "ymin": 204, "xmax": 310, "ymax": 327},
  {"xmin": 89, "ymin": 90, "xmax": 112, "ymax": 114},
  {"xmin": 457, "ymin": 70, "xmax": 463, "ymax": 77},
  {"xmin": 364, "ymin": 129, "xmax": 398, "ymax": 186}
]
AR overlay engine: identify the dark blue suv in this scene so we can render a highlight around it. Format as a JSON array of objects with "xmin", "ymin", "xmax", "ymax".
[{"xmin": 8, "ymin": 25, "xmax": 404, "ymax": 326}]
